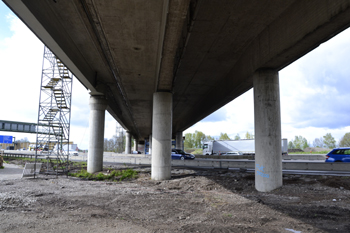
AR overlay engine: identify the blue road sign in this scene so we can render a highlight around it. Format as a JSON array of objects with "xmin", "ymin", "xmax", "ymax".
[{"xmin": 0, "ymin": 135, "xmax": 13, "ymax": 144}]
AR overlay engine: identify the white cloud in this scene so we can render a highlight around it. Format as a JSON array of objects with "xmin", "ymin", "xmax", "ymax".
[
  {"xmin": 185, "ymin": 90, "xmax": 255, "ymax": 139},
  {"xmin": 279, "ymin": 27, "xmax": 350, "ymax": 132},
  {"xmin": 0, "ymin": 14, "xmax": 117, "ymax": 150},
  {"xmin": 186, "ymin": 27, "xmax": 350, "ymax": 145},
  {"xmin": 0, "ymin": 15, "xmax": 43, "ymax": 122}
]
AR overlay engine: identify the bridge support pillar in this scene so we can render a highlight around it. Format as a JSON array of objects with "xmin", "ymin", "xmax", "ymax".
[
  {"xmin": 149, "ymin": 134, "xmax": 152, "ymax": 155},
  {"xmin": 253, "ymin": 69, "xmax": 282, "ymax": 192},
  {"xmin": 176, "ymin": 131, "xmax": 183, "ymax": 150},
  {"xmin": 133, "ymin": 138, "xmax": 138, "ymax": 152},
  {"xmin": 125, "ymin": 131, "xmax": 131, "ymax": 154},
  {"xmin": 151, "ymin": 92, "xmax": 172, "ymax": 180},
  {"xmin": 87, "ymin": 95, "xmax": 107, "ymax": 173}
]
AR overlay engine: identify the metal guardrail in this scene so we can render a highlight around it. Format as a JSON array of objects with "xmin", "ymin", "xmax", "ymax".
[
  {"xmin": 2, "ymin": 152, "xmax": 35, "ymax": 159},
  {"xmin": 283, "ymin": 154, "xmax": 326, "ymax": 160},
  {"xmin": 4, "ymin": 152, "xmax": 349, "ymax": 172},
  {"xmin": 105, "ymin": 156, "xmax": 350, "ymax": 172}
]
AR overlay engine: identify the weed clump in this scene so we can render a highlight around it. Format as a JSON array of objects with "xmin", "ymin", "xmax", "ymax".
[{"xmin": 69, "ymin": 168, "xmax": 138, "ymax": 181}]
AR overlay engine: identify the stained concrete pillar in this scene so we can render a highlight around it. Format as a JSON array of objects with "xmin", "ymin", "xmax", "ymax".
[
  {"xmin": 149, "ymin": 134, "xmax": 152, "ymax": 155},
  {"xmin": 151, "ymin": 92, "xmax": 172, "ymax": 180},
  {"xmin": 125, "ymin": 131, "xmax": 131, "ymax": 154},
  {"xmin": 253, "ymin": 69, "xmax": 282, "ymax": 192},
  {"xmin": 87, "ymin": 95, "xmax": 107, "ymax": 173},
  {"xmin": 133, "ymin": 139, "xmax": 138, "ymax": 152},
  {"xmin": 176, "ymin": 131, "xmax": 183, "ymax": 150}
]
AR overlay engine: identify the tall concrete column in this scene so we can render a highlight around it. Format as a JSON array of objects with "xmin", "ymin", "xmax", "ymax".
[
  {"xmin": 176, "ymin": 131, "xmax": 183, "ymax": 150},
  {"xmin": 149, "ymin": 134, "xmax": 152, "ymax": 155},
  {"xmin": 125, "ymin": 131, "xmax": 131, "ymax": 154},
  {"xmin": 151, "ymin": 92, "xmax": 172, "ymax": 180},
  {"xmin": 87, "ymin": 95, "xmax": 107, "ymax": 173},
  {"xmin": 133, "ymin": 139, "xmax": 138, "ymax": 152},
  {"xmin": 253, "ymin": 69, "xmax": 282, "ymax": 192}
]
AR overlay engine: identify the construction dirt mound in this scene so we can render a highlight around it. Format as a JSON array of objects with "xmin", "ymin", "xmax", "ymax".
[{"xmin": 1, "ymin": 162, "xmax": 350, "ymax": 232}]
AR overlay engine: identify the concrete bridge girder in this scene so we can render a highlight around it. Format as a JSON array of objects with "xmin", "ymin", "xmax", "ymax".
[{"xmin": 5, "ymin": 0, "xmax": 350, "ymax": 140}]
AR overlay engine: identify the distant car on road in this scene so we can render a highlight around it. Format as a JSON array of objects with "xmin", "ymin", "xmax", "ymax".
[
  {"xmin": 70, "ymin": 152, "xmax": 79, "ymax": 156},
  {"xmin": 220, "ymin": 151, "xmax": 243, "ymax": 156},
  {"xmin": 325, "ymin": 147, "xmax": 350, "ymax": 162},
  {"xmin": 171, "ymin": 149, "xmax": 195, "ymax": 160}
]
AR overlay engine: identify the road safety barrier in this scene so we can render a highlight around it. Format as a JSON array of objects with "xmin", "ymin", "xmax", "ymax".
[
  {"xmin": 3, "ymin": 152, "xmax": 349, "ymax": 172},
  {"xmin": 106, "ymin": 157, "xmax": 349, "ymax": 172}
]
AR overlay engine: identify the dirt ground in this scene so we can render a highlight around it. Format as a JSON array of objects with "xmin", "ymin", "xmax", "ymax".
[{"xmin": 1, "ymin": 159, "xmax": 350, "ymax": 233}]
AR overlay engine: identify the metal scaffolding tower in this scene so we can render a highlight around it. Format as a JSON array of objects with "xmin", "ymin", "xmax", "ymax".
[{"xmin": 35, "ymin": 46, "xmax": 73, "ymax": 176}]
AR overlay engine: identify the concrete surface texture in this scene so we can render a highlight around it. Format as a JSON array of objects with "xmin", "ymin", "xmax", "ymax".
[
  {"xmin": 151, "ymin": 92, "xmax": 173, "ymax": 180},
  {"xmin": 176, "ymin": 131, "xmax": 183, "ymax": 150},
  {"xmin": 87, "ymin": 95, "xmax": 107, "ymax": 173},
  {"xmin": 125, "ymin": 131, "xmax": 131, "ymax": 154},
  {"xmin": 149, "ymin": 134, "xmax": 152, "ymax": 155},
  {"xmin": 133, "ymin": 139, "xmax": 138, "ymax": 152},
  {"xmin": 253, "ymin": 70, "xmax": 282, "ymax": 192},
  {"xmin": 4, "ymin": 0, "xmax": 350, "ymax": 141}
]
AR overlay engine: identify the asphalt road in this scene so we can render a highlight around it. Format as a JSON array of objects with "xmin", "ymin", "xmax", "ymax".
[{"xmin": 0, "ymin": 163, "xmax": 23, "ymax": 180}]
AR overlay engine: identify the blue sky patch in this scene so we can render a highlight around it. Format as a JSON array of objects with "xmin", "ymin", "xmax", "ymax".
[
  {"xmin": 0, "ymin": 2, "xmax": 15, "ymax": 40},
  {"xmin": 201, "ymin": 107, "xmax": 227, "ymax": 122}
]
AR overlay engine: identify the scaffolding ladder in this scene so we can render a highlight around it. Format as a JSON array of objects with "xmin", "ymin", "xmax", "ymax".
[{"xmin": 34, "ymin": 46, "xmax": 73, "ymax": 177}]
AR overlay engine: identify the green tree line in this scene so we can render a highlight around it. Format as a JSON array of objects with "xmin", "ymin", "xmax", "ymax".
[
  {"xmin": 184, "ymin": 131, "xmax": 254, "ymax": 149},
  {"xmin": 184, "ymin": 131, "xmax": 350, "ymax": 150},
  {"xmin": 288, "ymin": 132, "xmax": 350, "ymax": 150}
]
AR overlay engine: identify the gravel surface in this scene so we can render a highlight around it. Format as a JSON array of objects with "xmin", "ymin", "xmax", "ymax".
[{"xmin": 1, "ymin": 160, "xmax": 350, "ymax": 233}]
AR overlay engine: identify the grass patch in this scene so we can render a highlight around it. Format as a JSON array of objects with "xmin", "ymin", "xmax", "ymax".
[
  {"xmin": 68, "ymin": 168, "xmax": 138, "ymax": 181},
  {"xmin": 0, "ymin": 166, "xmax": 4, "ymax": 169}
]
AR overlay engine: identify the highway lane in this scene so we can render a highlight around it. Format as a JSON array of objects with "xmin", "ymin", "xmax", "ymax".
[
  {"xmin": 3, "ymin": 151, "xmax": 349, "ymax": 176},
  {"xmin": 69, "ymin": 155, "xmax": 350, "ymax": 176}
]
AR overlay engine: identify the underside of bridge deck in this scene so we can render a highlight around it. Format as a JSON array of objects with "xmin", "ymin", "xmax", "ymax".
[{"xmin": 5, "ymin": 0, "xmax": 350, "ymax": 141}]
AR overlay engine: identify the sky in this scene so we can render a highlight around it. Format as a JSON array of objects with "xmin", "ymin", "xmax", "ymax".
[{"xmin": 0, "ymin": 2, "xmax": 349, "ymax": 150}]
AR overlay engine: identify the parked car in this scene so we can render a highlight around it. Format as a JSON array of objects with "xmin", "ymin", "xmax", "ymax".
[
  {"xmin": 325, "ymin": 147, "xmax": 350, "ymax": 162},
  {"xmin": 220, "ymin": 151, "xmax": 243, "ymax": 155},
  {"xmin": 171, "ymin": 149, "xmax": 195, "ymax": 160}
]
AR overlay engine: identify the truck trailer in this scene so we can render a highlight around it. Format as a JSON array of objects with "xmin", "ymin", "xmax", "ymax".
[{"xmin": 202, "ymin": 139, "xmax": 288, "ymax": 155}]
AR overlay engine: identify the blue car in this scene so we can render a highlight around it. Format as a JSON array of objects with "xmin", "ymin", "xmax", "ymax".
[
  {"xmin": 171, "ymin": 149, "xmax": 195, "ymax": 160},
  {"xmin": 325, "ymin": 147, "xmax": 350, "ymax": 162}
]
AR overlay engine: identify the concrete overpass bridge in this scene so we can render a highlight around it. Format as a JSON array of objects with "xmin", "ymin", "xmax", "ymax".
[{"xmin": 4, "ymin": 0, "xmax": 350, "ymax": 191}]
